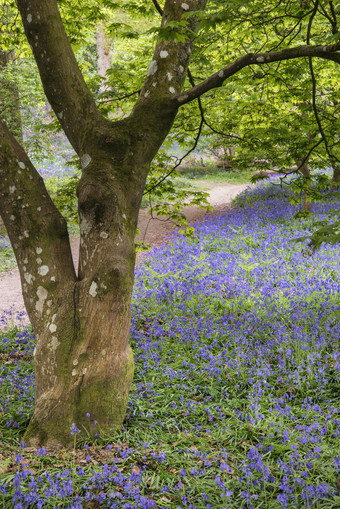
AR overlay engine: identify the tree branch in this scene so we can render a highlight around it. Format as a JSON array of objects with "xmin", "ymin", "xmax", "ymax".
[
  {"xmin": 16, "ymin": 0, "xmax": 101, "ymax": 154},
  {"xmin": 0, "ymin": 118, "xmax": 76, "ymax": 326},
  {"xmin": 174, "ymin": 42, "xmax": 340, "ymax": 106},
  {"xmin": 134, "ymin": 0, "xmax": 208, "ymax": 112},
  {"xmin": 98, "ymin": 90, "xmax": 141, "ymax": 104},
  {"xmin": 307, "ymin": 0, "xmax": 340, "ymax": 168},
  {"xmin": 151, "ymin": 0, "xmax": 163, "ymax": 16}
]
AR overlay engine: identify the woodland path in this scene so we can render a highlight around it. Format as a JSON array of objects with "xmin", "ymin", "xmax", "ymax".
[{"xmin": 0, "ymin": 182, "xmax": 249, "ymax": 327}]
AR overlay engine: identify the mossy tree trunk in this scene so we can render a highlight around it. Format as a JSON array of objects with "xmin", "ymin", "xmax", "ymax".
[
  {"xmin": 0, "ymin": 0, "xmax": 339, "ymax": 447},
  {"xmin": 0, "ymin": 102, "xmax": 179, "ymax": 447},
  {"xmin": 0, "ymin": 0, "xmax": 204, "ymax": 448}
]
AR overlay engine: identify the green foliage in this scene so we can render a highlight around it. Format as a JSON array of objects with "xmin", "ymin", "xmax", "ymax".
[
  {"xmin": 142, "ymin": 150, "xmax": 213, "ymax": 239},
  {"xmin": 0, "ymin": 242, "xmax": 15, "ymax": 274},
  {"xmin": 147, "ymin": 19, "xmax": 195, "ymax": 43},
  {"xmin": 46, "ymin": 174, "xmax": 80, "ymax": 225},
  {"xmin": 296, "ymin": 218, "xmax": 340, "ymax": 251}
]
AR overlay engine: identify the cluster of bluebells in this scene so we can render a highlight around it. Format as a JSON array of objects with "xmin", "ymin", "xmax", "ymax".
[
  {"xmin": 0, "ymin": 235, "xmax": 11, "ymax": 252},
  {"xmin": 1, "ymin": 181, "xmax": 340, "ymax": 507},
  {"xmin": 0, "ymin": 327, "xmax": 35, "ymax": 436},
  {"xmin": 130, "ymin": 182, "xmax": 340, "ymax": 507},
  {"xmin": 6, "ymin": 462, "xmax": 156, "ymax": 509}
]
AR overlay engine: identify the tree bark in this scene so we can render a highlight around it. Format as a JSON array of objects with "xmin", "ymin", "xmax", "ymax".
[
  {"xmin": 332, "ymin": 164, "xmax": 340, "ymax": 185},
  {"xmin": 298, "ymin": 161, "xmax": 312, "ymax": 212},
  {"xmin": 96, "ymin": 25, "xmax": 111, "ymax": 94}
]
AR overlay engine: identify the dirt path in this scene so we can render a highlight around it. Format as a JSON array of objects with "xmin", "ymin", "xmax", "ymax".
[{"xmin": 0, "ymin": 182, "xmax": 249, "ymax": 326}]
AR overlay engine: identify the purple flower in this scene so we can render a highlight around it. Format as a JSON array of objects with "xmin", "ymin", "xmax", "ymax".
[{"xmin": 70, "ymin": 423, "xmax": 80, "ymax": 435}]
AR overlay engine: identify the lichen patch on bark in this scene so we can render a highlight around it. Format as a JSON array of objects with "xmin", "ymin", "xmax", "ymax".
[
  {"xmin": 89, "ymin": 281, "xmax": 98, "ymax": 297},
  {"xmin": 35, "ymin": 286, "xmax": 48, "ymax": 314}
]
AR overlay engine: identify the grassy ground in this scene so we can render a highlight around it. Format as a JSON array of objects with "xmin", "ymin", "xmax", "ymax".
[
  {"xmin": 177, "ymin": 165, "xmax": 253, "ymax": 188},
  {"xmin": 1, "ymin": 182, "xmax": 340, "ymax": 508}
]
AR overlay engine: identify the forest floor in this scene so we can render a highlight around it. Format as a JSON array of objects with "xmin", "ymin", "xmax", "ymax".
[
  {"xmin": 3, "ymin": 180, "xmax": 340, "ymax": 508},
  {"xmin": 0, "ymin": 182, "xmax": 249, "ymax": 326}
]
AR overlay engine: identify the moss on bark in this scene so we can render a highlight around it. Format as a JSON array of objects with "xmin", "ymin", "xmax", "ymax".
[{"xmin": 24, "ymin": 345, "xmax": 134, "ymax": 448}]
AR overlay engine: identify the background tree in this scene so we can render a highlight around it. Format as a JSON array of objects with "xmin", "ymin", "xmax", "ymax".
[{"xmin": 1, "ymin": 0, "xmax": 340, "ymax": 447}]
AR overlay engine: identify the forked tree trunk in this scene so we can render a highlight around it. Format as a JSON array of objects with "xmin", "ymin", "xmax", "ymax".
[
  {"xmin": 1, "ymin": 0, "xmax": 199, "ymax": 447},
  {"xmin": 0, "ymin": 96, "xmax": 178, "ymax": 447}
]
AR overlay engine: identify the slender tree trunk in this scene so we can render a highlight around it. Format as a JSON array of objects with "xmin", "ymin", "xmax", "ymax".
[
  {"xmin": 297, "ymin": 160, "xmax": 312, "ymax": 212},
  {"xmin": 0, "ymin": 47, "xmax": 23, "ymax": 238},
  {"xmin": 96, "ymin": 25, "xmax": 111, "ymax": 94},
  {"xmin": 332, "ymin": 164, "xmax": 340, "ymax": 185}
]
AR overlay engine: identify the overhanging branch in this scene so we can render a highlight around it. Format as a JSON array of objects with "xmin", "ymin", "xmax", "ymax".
[
  {"xmin": 307, "ymin": 0, "xmax": 340, "ymax": 169},
  {"xmin": 151, "ymin": 0, "xmax": 163, "ymax": 16},
  {"xmin": 174, "ymin": 43, "xmax": 340, "ymax": 106}
]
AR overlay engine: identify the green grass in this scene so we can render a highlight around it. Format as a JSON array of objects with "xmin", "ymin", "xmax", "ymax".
[{"xmin": 177, "ymin": 164, "xmax": 253, "ymax": 186}]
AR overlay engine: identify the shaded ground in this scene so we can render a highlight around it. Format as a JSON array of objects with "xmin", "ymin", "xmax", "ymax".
[{"xmin": 0, "ymin": 182, "xmax": 249, "ymax": 327}]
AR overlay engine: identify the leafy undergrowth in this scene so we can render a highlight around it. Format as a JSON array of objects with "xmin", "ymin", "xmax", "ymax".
[{"xmin": 1, "ymin": 183, "xmax": 340, "ymax": 508}]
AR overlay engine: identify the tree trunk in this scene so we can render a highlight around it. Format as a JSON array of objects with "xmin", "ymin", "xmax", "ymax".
[
  {"xmin": 299, "ymin": 161, "xmax": 312, "ymax": 212},
  {"xmin": 332, "ymin": 164, "xmax": 340, "ymax": 185},
  {"xmin": 1, "ymin": 91, "xmax": 178, "ymax": 447},
  {"xmin": 26, "ymin": 123, "xmax": 152, "ymax": 446},
  {"xmin": 96, "ymin": 25, "xmax": 111, "ymax": 94}
]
